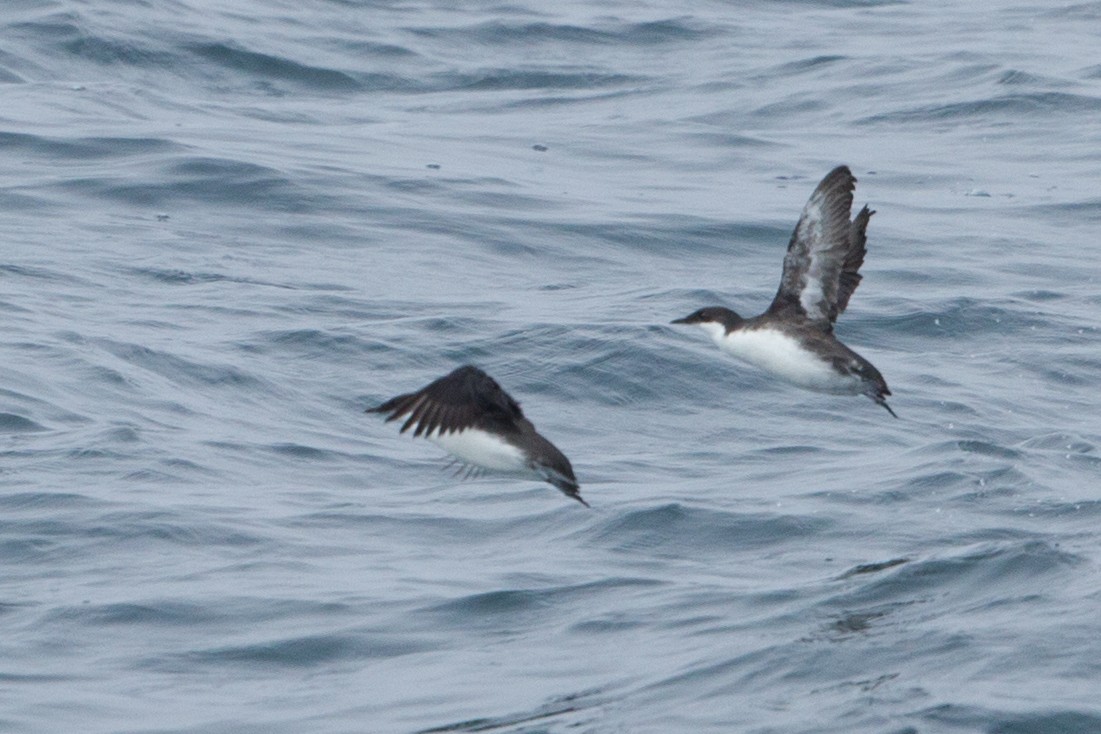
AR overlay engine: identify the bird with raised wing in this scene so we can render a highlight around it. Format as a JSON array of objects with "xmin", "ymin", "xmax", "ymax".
[{"xmin": 672, "ymin": 166, "xmax": 896, "ymax": 417}]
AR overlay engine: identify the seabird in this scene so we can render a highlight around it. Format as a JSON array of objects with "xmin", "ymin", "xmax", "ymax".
[
  {"xmin": 368, "ymin": 365, "xmax": 587, "ymax": 506},
  {"xmin": 672, "ymin": 165, "xmax": 896, "ymax": 417}
]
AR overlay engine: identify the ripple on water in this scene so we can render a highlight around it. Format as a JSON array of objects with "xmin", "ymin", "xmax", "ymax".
[
  {"xmin": 186, "ymin": 42, "xmax": 363, "ymax": 91},
  {"xmin": 0, "ymin": 131, "xmax": 182, "ymax": 159},
  {"xmin": 167, "ymin": 632, "xmax": 433, "ymax": 670},
  {"xmin": 861, "ymin": 91, "xmax": 1101, "ymax": 125},
  {"xmin": 0, "ymin": 413, "xmax": 48, "ymax": 433},
  {"xmin": 418, "ymin": 577, "xmax": 659, "ymax": 632},
  {"xmin": 919, "ymin": 704, "xmax": 1101, "ymax": 734},
  {"xmin": 94, "ymin": 338, "xmax": 268, "ymax": 390},
  {"xmin": 414, "ymin": 689, "xmax": 605, "ymax": 734},
  {"xmin": 409, "ymin": 17, "xmax": 715, "ymax": 48},
  {"xmin": 588, "ymin": 503, "xmax": 832, "ymax": 557},
  {"xmin": 0, "ymin": 510, "xmax": 267, "ymax": 567},
  {"xmin": 878, "ymin": 297, "xmax": 1049, "ymax": 340},
  {"xmin": 823, "ymin": 539, "xmax": 1081, "ymax": 611},
  {"xmin": 54, "ymin": 154, "xmax": 329, "ymax": 211},
  {"xmin": 0, "ymin": 492, "xmax": 104, "ymax": 511}
]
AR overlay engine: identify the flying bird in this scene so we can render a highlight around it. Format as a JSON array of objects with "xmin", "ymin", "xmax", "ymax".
[
  {"xmin": 672, "ymin": 165, "xmax": 896, "ymax": 417},
  {"xmin": 368, "ymin": 365, "xmax": 587, "ymax": 506}
]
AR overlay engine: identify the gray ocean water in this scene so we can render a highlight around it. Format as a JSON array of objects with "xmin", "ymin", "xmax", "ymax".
[{"xmin": 3, "ymin": 1, "xmax": 1101, "ymax": 732}]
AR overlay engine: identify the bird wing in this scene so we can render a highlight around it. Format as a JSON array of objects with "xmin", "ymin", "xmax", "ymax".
[
  {"xmin": 765, "ymin": 166, "xmax": 872, "ymax": 330},
  {"xmin": 834, "ymin": 204, "xmax": 873, "ymax": 318},
  {"xmin": 367, "ymin": 365, "xmax": 523, "ymax": 438}
]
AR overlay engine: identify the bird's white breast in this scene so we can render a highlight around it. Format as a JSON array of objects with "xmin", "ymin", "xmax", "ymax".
[
  {"xmin": 430, "ymin": 428, "xmax": 528, "ymax": 472},
  {"xmin": 713, "ymin": 326, "xmax": 857, "ymax": 394}
]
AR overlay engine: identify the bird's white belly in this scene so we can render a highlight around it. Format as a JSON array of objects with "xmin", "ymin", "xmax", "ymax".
[
  {"xmin": 717, "ymin": 328, "xmax": 857, "ymax": 394},
  {"xmin": 430, "ymin": 428, "xmax": 528, "ymax": 472}
]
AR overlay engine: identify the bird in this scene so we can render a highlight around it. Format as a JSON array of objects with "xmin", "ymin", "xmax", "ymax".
[
  {"xmin": 672, "ymin": 165, "xmax": 896, "ymax": 417},
  {"xmin": 367, "ymin": 365, "xmax": 587, "ymax": 506}
]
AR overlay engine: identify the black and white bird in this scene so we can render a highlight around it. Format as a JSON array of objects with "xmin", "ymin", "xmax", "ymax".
[
  {"xmin": 367, "ymin": 365, "xmax": 587, "ymax": 506},
  {"xmin": 672, "ymin": 165, "xmax": 896, "ymax": 417}
]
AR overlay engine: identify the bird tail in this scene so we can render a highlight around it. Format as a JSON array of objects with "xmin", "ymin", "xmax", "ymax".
[
  {"xmin": 870, "ymin": 391, "xmax": 898, "ymax": 418},
  {"xmin": 538, "ymin": 467, "xmax": 589, "ymax": 507}
]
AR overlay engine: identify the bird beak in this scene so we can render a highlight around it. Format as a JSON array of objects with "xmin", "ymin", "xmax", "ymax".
[{"xmin": 671, "ymin": 316, "xmax": 690, "ymax": 324}]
